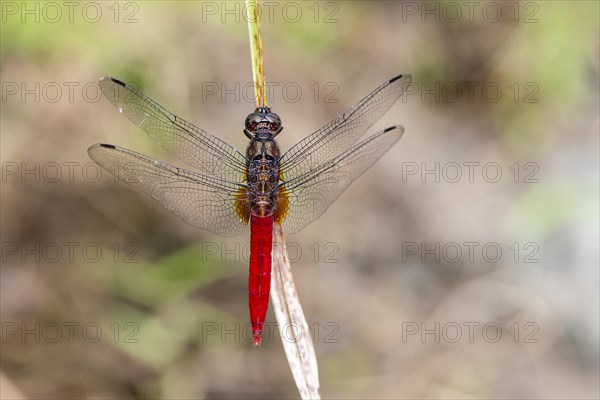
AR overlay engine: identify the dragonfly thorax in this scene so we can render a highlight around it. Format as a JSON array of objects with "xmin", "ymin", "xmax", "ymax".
[{"xmin": 246, "ymin": 139, "xmax": 281, "ymax": 218}]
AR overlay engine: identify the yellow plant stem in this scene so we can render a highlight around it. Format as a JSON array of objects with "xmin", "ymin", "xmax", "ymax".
[{"xmin": 245, "ymin": 0, "xmax": 266, "ymax": 107}]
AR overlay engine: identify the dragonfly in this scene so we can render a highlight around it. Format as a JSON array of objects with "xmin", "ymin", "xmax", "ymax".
[{"xmin": 88, "ymin": 73, "xmax": 411, "ymax": 346}]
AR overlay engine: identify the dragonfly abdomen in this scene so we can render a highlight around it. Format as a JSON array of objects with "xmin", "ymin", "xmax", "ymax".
[{"xmin": 249, "ymin": 214, "xmax": 274, "ymax": 347}]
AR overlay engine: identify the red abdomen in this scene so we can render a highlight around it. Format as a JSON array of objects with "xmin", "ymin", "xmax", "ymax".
[{"xmin": 249, "ymin": 214, "xmax": 274, "ymax": 346}]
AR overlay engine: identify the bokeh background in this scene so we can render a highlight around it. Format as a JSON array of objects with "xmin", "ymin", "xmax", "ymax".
[{"xmin": 1, "ymin": 1, "xmax": 598, "ymax": 399}]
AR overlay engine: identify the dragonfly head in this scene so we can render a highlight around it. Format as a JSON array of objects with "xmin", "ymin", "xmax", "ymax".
[{"xmin": 244, "ymin": 107, "xmax": 283, "ymax": 140}]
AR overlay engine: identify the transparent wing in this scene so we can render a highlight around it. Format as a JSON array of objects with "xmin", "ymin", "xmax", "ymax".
[
  {"xmin": 99, "ymin": 77, "xmax": 247, "ymax": 183},
  {"xmin": 280, "ymin": 74, "xmax": 411, "ymax": 181},
  {"xmin": 279, "ymin": 126, "xmax": 403, "ymax": 234},
  {"xmin": 88, "ymin": 144, "xmax": 249, "ymax": 236}
]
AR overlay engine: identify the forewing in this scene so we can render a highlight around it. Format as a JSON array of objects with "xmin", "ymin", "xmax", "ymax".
[
  {"xmin": 99, "ymin": 77, "xmax": 247, "ymax": 182},
  {"xmin": 88, "ymin": 144, "xmax": 249, "ymax": 236},
  {"xmin": 279, "ymin": 74, "xmax": 411, "ymax": 181},
  {"xmin": 279, "ymin": 126, "xmax": 403, "ymax": 234}
]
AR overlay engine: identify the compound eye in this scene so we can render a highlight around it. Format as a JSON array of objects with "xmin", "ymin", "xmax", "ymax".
[
  {"xmin": 245, "ymin": 113, "xmax": 263, "ymax": 130},
  {"xmin": 266, "ymin": 113, "xmax": 282, "ymax": 129}
]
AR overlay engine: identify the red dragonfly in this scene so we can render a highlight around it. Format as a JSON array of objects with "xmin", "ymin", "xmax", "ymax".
[{"xmin": 89, "ymin": 74, "xmax": 411, "ymax": 346}]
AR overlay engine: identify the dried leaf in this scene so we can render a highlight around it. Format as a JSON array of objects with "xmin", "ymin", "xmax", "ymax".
[{"xmin": 271, "ymin": 224, "xmax": 320, "ymax": 399}]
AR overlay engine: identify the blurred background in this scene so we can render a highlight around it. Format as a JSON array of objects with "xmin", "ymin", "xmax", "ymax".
[{"xmin": 1, "ymin": 1, "xmax": 598, "ymax": 399}]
